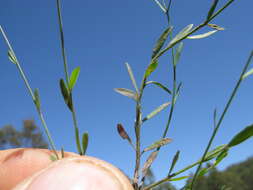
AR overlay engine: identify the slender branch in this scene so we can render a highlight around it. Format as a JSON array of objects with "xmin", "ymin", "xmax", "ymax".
[
  {"xmin": 209, "ymin": 0, "xmax": 235, "ymax": 21},
  {"xmin": 56, "ymin": 0, "xmax": 70, "ymax": 84},
  {"xmin": 190, "ymin": 51, "xmax": 253, "ymax": 189},
  {"xmin": 0, "ymin": 26, "xmax": 35, "ymax": 100},
  {"xmin": 71, "ymin": 93, "xmax": 83, "ymax": 155},
  {"xmin": 143, "ymin": 176, "xmax": 172, "ymax": 190},
  {"xmin": 0, "ymin": 26, "xmax": 59, "ymax": 159},
  {"xmin": 56, "ymin": 0, "xmax": 83, "ymax": 155},
  {"xmin": 141, "ymin": 6, "xmax": 177, "ymax": 189},
  {"xmin": 133, "ymin": 78, "xmax": 146, "ymax": 189},
  {"xmin": 161, "ymin": 7, "xmax": 177, "ymax": 139}
]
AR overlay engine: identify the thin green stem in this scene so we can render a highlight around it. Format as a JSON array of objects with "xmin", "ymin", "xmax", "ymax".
[
  {"xmin": 142, "ymin": 7, "xmax": 177, "ymax": 190},
  {"xmin": 56, "ymin": 0, "xmax": 70, "ymax": 84},
  {"xmin": 0, "ymin": 26, "xmax": 35, "ymax": 100},
  {"xmin": 190, "ymin": 51, "xmax": 253, "ymax": 190},
  {"xmin": 143, "ymin": 144, "xmax": 228, "ymax": 190},
  {"xmin": 133, "ymin": 78, "xmax": 146, "ymax": 189},
  {"xmin": 56, "ymin": 0, "xmax": 83, "ymax": 155},
  {"xmin": 143, "ymin": 176, "xmax": 172, "ymax": 190},
  {"xmin": 140, "ymin": 8, "xmax": 177, "ymax": 188},
  {"xmin": 162, "ymin": 6, "xmax": 177, "ymax": 139},
  {"xmin": 162, "ymin": 66, "xmax": 176, "ymax": 139},
  {"xmin": 39, "ymin": 112, "xmax": 59, "ymax": 159},
  {"xmin": 0, "ymin": 26, "xmax": 58, "ymax": 159},
  {"xmin": 209, "ymin": 0, "xmax": 235, "ymax": 21},
  {"xmin": 71, "ymin": 94, "xmax": 83, "ymax": 155}
]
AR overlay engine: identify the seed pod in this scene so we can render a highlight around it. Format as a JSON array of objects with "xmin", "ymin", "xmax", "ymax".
[{"xmin": 117, "ymin": 124, "xmax": 130, "ymax": 140}]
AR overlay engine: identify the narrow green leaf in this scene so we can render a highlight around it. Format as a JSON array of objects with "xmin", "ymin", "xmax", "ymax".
[
  {"xmin": 60, "ymin": 79, "xmax": 69, "ymax": 102},
  {"xmin": 187, "ymin": 30, "xmax": 218, "ymax": 39},
  {"xmin": 242, "ymin": 68, "xmax": 253, "ymax": 80},
  {"xmin": 145, "ymin": 81, "xmax": 172, "ymax": 94},
  {"xmin": 215, "ymin": 149, "xmax": 228, "ymax": 164},
  {"xmin": 198, "ymin": 167, "xmax": 209, "ymax": 177},
  {"xmin": 69, "ymin": 67, "xmax": 80, "ymax": 90},
  {"xmin": 177, "ymin": 82, "xmax": 182, "ymax": 93},
  {"xmin": 8, "ymin": 50, "xmax": 17, "ymax": 64},
  {"xmin": 201, "ymin": 144, "xmax": 227, "ymax": 162},
  {"xmin": 114, "ymin": 88, "xmax": 138, "ymax": 101},
  {"xmin": 152, "ymin": 0, "xmax": 167, "ymax": 13},
  {"xmin": 169, "ymin": 24, "xmax": 193, "ymax": 45},
  {"xmin": 168, "ymin": 150, "xmax": 180, "ymax": 175},
  {"xmin": 208, "ymin": 24, "xmax": 225, "ymax": 31},
  {"xmin": 34, "ymin": 88, "xmax": 41, "ymax": 111},
  {"xmin": 143, "ymin": 138, "xmax": 172, "ymax": 152},
  {"xmin": 60, "ymin": 79, "xmax": 73, "ymax": 111},
  {"xmin": 67, "ymin": 94, "xmax": 73, "ymax": 111},
  {"xmin": 143, "ymin": 102, "xmax": 171, "ymax": 122},
  {"xmin": 145, "ymin": 59, "xmax": 159, "ymax": 79},
  {"xmin": 152, "ymin": 27, "xmax": 173, "ymax": 58},
  {"xmin": 173, "ymin": 42, "xmax": 184, "ymax": 66},
  {"xmin": 198, "ymin": 149, "xmax": 227, "ymax": 178},
  {"xmin": 125, "ymin": 63, "xmax": 139, "ymax": 93},
  {"xmin": 82, "ymin": 132, "xmax": 89, "ymax": 155},
  {"xmin": 169, "ymin": 176, "xmax": 189, "ymax": 181},
  {"xmin": 206, "ymin": 0, "xmax": 219, "ymax": 20},
  {"xmin": 228, "ymin": 124, "xmax": 253, "ymax": 147},
  {"xmin": 142, "ymin": 151, "xmax": 158, "ymax": 178},
  {"xmin": 174, "ymin": 82, "xmax": 183, "ymax": 104}
]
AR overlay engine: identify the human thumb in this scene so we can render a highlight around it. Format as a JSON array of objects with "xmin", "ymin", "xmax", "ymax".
[{"xmin": 13, "ymin": 156, "xmax": 134, "ymax": 190}]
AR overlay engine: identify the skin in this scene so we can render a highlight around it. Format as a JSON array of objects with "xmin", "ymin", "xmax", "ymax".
[{"xmin": 0, "ymin": 148, "xmax": 134, "ymax": 190}]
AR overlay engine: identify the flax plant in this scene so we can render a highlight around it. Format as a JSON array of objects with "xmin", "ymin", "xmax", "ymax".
[
  {"xmin": 1, "ymin": 0, "xmax": 253, "ymax": 190},
  {"xmin": 115, "ymin": 0, "xmax": 253, "ymax": 190}
]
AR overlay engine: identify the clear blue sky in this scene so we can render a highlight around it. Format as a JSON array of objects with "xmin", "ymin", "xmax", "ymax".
[{"xmin": 0, "ymin": 0, "xmax": 252, "ymax": 188}]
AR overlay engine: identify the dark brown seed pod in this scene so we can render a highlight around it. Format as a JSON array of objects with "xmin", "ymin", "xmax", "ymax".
[{"xmin": 117, "ymin": 124, "xmax": 130, "ymax": 140}]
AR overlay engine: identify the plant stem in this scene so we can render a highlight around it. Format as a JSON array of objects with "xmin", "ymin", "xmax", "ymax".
[
  {"xmin": 141, "ymin": 6, "xmax": 178, "ymax": 189},
  {"xmin": 56, "ymin": 0, "xmax": 70, "ymax": 84},
  {"xmin": 133, "ymin": 78, "xmax": 146, "ymax": 189},
  {"xmin": 56, "ymin": 0, "xmax": 83, "ymax": 155},
  {"xmin": 161, "ymin": 2, "xmax": 177, "ymax": 139},
  {"xmin": 143, "ymin": 143, "xmax": 228, "ymax": 190},
  {"xmin": 0, "ymin": 26, "xmax": 59, "ymax": 159},
  {"xmin": 209, "ymin": 0, "xmax": 235, "ymax": 21},
  {"xmin": 39, "ymin": 111, "xmax": 59, "ymax": 159},
  {"xmin": 143, "ymin": 176, "xmax": 172, "ymax": 190},
  {"xmin": 190, "ymin": 51, "xmax": 253, "ymax": 190},
  {"xmin": 71, "ymin": 93, "xmax": 83, "ymax": 155}
]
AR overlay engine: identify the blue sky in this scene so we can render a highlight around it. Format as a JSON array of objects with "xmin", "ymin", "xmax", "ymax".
[{"xmin": 0, "ymin": 0, "xmax": 252, "ymax": 188}]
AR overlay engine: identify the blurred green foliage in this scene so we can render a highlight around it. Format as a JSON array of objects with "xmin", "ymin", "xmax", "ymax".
[{"xmin": 186, "ymin": 157, "xmax": 253, "ymax": 190}]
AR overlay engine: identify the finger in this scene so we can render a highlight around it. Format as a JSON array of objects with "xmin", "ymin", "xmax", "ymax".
[
  {"xmin": 13, "ymin": 156, "xmax": 134, "ymax": 190},
  {"xmin": 0, "ymin": 148, "xmax": 78, "ymax": 190}
]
